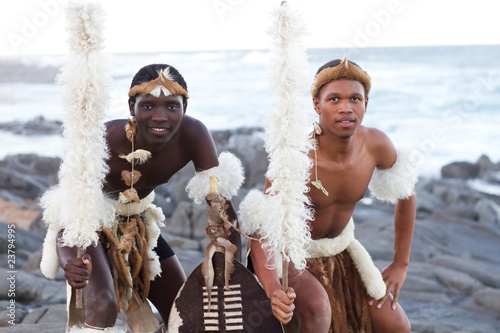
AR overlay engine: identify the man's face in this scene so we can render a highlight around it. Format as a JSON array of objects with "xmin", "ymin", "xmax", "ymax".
[
  {"xmin": 313, "ymin": 78, "xmax": 368, "ymax": 138},
  {"xmin": 129, "ymin": 91, "xmax": 185, "ymax": 145}
]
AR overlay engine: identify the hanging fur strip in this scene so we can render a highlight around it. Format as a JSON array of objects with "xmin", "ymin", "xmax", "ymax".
[
  {"xmin": 307, "ymin": 252, "xmax": 373, "ymax": 333},
  {"xmin": 114, "ymin": 192, "xmax": 164, "ymax": 281},
  {"xmin": 368, "ymin": 147, "xmax": 419, "ymax": 204},
  {"xmin": 201, "ymin": 192, "xmax": 238, "ymax": 309},
  {"xmin": 102, "ymin": 214, "xmax": 151, "ymax": 312},
  {"xmin": 40, "ymin": 2, "xmax": 113, "ymax": 251},
  {"xmin": 186, "ymin": 151, "xmax": 245, "ymax": 204}
]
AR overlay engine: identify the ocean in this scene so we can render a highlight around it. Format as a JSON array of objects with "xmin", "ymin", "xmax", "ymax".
[{"xmin": 0, "ymin": 45, "xmax": 499, "ymax": 177}]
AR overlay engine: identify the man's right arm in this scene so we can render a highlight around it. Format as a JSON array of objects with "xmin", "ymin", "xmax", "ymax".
[
  {"xmin": 56, "ymin": 231, "xmax": 91, "ymax": 289},
  {"xmin": 249, "ymin": 235, "xmax": 296, "ymax": 324}
]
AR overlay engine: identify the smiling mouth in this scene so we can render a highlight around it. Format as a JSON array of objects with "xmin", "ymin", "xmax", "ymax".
[{"xmin": 151, "ymin": 127, "xmax": 168, "ymax": 133}]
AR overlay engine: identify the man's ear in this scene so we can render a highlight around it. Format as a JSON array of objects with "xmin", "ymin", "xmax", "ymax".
[
  {"xmin": 312, "ymin": 96, "xmax": 320, "ymax": 114},
  {"xmin": 365, "ymin": 96, "xmax": 369, "ymax": 112},
  {"xmin": 128, "ymin": 98, "xmax": 135, "ymax": 117}
]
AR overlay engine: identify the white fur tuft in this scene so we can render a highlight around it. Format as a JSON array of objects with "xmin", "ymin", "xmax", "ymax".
[
  {"xmin": 260, "ymin": 3, "xmax": 313, "ymax": 271},
  {"xmin": 347, "ymin": 239, "xmax": 387, "ymax": 300},
  {"xmin": 368, "ymin": 147, "xmax": 419, "ymax": 204},
  {"xmin": 39, "ymin": 228, "xmax": 60, "ymax": 278},
  {"xmin": 239, "ymin": 190, "xmax": 271, "ymax": 235},
  {"xmin": 186, "ymin": 151, "xmax": 244, "ymax": 204},
  {"xmin": 47, "ymin": 2, "xmax": 112, "ymax": 250}
]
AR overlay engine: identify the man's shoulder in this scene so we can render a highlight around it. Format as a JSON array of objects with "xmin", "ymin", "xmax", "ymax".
[
  {"xmin": 104, "ymin": 119, "xmax": 128, "ymax": 139},
  {"xmin": 362, "ymin": 126, "xmax": 393, "ymax": 148},
  {"xmin": 180, "ymin": 115, "xmax": 211, "ymax": 138},
  {"xmin": 105, "ymin": 119, "xmax": 128, "ymax": 132},
  {"xmin": 361, "ymin": 126, "xmax": 396, "ymax": 169}
]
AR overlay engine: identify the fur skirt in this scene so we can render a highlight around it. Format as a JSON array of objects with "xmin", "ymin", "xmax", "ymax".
[{"xmin": 307, "ymin": 250, "xmax": 372, "ymax": 333}]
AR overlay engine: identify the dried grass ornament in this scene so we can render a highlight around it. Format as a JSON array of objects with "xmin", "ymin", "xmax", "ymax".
[{"xmin": 311, "ymin": 122, "xmax": 329, "ymax": 196}]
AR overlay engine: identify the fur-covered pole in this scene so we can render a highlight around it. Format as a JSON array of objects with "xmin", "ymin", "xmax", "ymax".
[
  {"xmin": 56, "ymin": 2, "xmax": 111, "ymax": 306},
  {"xmin": 265, "ymin": 2, "xmax": 313, "ymax": 285}
]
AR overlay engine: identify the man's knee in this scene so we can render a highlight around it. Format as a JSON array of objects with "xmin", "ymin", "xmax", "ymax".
[
  {"xmin": 384, "ymin": 313, "xmax": 411, "ymax": 333},
  {"xmin": 297, "ymin": 296, "xmax": 331, "ymax": 329},
  {"xmin": 395, "ymin": 315, "xmax": 411, "ymax": 333}
]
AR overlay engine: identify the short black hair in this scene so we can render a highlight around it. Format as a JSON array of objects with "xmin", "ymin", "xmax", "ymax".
[{"xmin": 129, "ymin": 64, "xmax": 188, "ymax": 104}]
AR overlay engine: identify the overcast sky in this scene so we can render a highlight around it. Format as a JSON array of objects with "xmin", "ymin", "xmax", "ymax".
[{"xmin": 1, "ymin": 0, "xmax": 499, "ymax": 56}]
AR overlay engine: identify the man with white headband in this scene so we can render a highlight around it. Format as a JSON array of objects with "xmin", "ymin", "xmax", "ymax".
[
  {"xmin": 40, "ymin": 63, "xmax": 244, "ymax": 332},
  {"xmin": 241, "ymin": 57, "xmax": 417, "ymax": 332}
]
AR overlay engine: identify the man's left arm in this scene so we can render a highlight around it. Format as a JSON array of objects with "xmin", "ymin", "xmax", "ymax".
[{"xmin": 377, "ymin": 193, "xmax": 416, "ymax": 310}]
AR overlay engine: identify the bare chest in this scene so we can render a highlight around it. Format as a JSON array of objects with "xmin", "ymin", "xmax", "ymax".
[
  {"xmin": 310, "ymin": 157, "xmax": 374, "ymax": 207},
  {"xmin": 104, "ymin": 147, "xmax": 190, "ymax": 198}
]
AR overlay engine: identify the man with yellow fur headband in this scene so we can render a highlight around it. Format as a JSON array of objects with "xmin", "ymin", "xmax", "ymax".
[
  {"xmin": 40, "ymin": 62, "xmax": 244, "ymax": 333},
  {"xmin": 240, "ymin": 57, "xmax": 417, "ymax": 332}
]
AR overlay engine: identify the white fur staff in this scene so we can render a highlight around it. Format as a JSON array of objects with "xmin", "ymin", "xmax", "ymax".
[
  {"xmin": 264, "ymin": 2, "xmax": 312, "ymax": 278},
  {"xmin": 56, "ymin": 3, "xmax": 111, "ymax": 255}
]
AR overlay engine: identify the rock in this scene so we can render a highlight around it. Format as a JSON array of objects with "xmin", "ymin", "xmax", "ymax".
[
  {"xmin": 0, "ymin": 199, "xmax": 42, "ymax": 231},
  {"xmin": 0, "ymin": 268, "xmax": 66, "ymax": 305},
  {"xmin": 474, "ymin": 197, "xmax": 500, "ymax": 223},
  {"xmin": 477, "ymin": 154, "xmax": 500, "ymax": 183},
  {"xmin": 428, "ymin": 256, "xmax": 500, "ymax": 289},
  {"xmin": 162, "ymin": 231, "xmax": 201, "ymax": 251},
  {"xmin": 403, "ymin": 274, "xmax": 447, "ymax": 293},
  {"xmin": 0, "ymin": 222, "xmax": 43, "ymax": 254},
  {"xmin": 0, "ymin": 154, "xmax": 60, "ymax": 201},
  {"xmin": 473, "ymin": 288, "xmax": 500, "ymax": 314},
  {"xmin": 0, "ymin": 301, "xmax": 28, "ymax": 326},
  {"xmin": 165, "ymin": 201, "xmax": 207, "ymax": 240},
  {"xmin": 441, "ymin": 161, "xmax": 479, "ymax": 179},
  {"xmin": 433, "ymin": 267, "xmax": 483, "ymax": 294}
]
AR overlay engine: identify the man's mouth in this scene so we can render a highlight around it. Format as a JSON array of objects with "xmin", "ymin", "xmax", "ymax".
[{"xmin": 151, "ymin": 127, "xmax": 167, "ymax": 133}]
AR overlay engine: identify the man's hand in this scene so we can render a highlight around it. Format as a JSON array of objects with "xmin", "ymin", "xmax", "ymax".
[
  {"xmin": 370, "ymin": 261, "xmax": 407, "ymax": 310},
  {"xmin": 269, "ymin": 287, "xmax": 296, "ymax": 324},
  {"xmin": 61, "ymin": 253, "xmax": 92, "ymax": 289}
]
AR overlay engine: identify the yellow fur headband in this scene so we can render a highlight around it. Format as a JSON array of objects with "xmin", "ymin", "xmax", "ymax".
[
  {"xmin": 311, "ymin": 57, "xmax": 371, "ymax": 97},
  {"xmin": 128, "ymin": 67, "xmax": 189, "ymax": 99}
]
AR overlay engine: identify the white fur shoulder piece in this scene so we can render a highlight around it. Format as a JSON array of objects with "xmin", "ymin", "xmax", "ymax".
[
  {"xmin": 186, "ymin": 151, "xmax": 245, "ymax": 204},
  {"xmin": 239, "ymin": 189, "xmax": 272, "ymax": 236},
  {"xmin": 368, "ymin": 147, "xmax": 419, "ymax": 204}
]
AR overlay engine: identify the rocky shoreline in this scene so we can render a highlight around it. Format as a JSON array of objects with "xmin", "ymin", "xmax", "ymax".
[{"xmin": 1, "ymin": 119, "xmax": 499, "ymax": 332}]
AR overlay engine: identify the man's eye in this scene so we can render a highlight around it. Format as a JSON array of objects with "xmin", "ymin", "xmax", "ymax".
[
  {"xmin": 143, "ymin": 105, "xmax": 152, "ymax": 110},
  {"xmin": 168, "ymin": 105, "xmax": 177, "ymax": 110}
]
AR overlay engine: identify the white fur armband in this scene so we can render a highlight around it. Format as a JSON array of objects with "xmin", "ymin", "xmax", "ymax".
[
  {"xmin": 368, "ymin": 147, "xmax": 418, "ymax": 204},
  {"xmin": 239, "ymin": 189, "xmax": 271, "ymax": 236},
  {"xmin": 186, "ymin": 151, "xmax": 245, "ymax": 204},
  {"xmin": 239, "ymin": 189, "xmax": 312, "ymax": 271}
]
